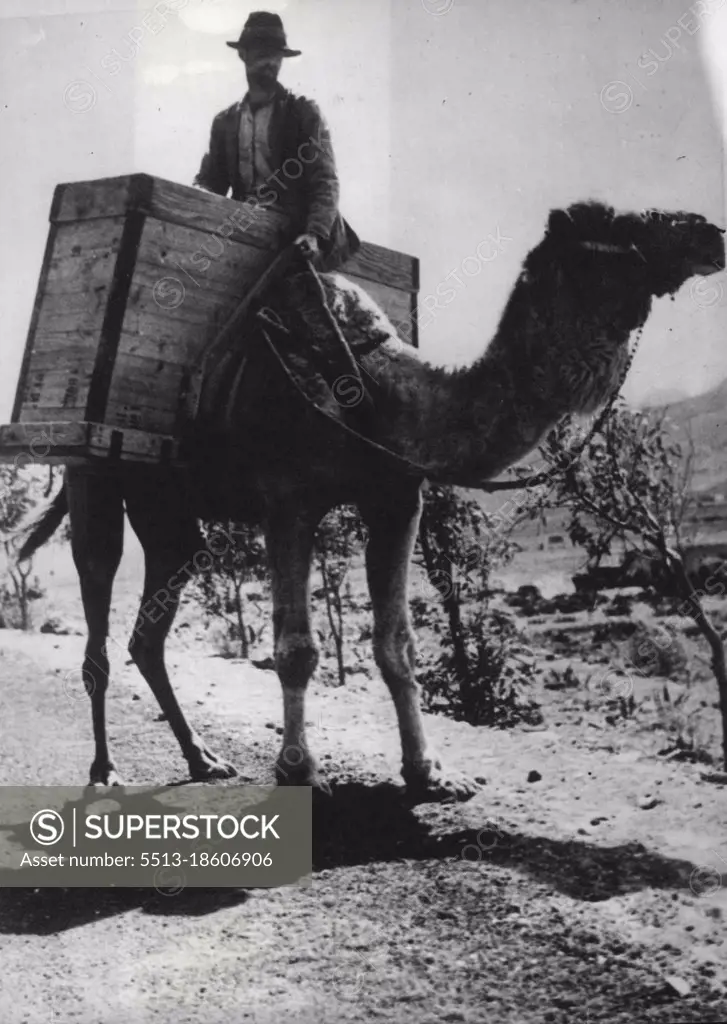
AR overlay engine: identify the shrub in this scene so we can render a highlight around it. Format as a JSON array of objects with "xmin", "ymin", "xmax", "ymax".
[
  {"xmin": 420, "ymin": 609, "xmax": 541, "ymax": 727},
  {"xmin": 0, "ymin": 562, "xmax": 44, "ymax": 630},
  {"xmin": 313, "ymin": 506, "xmax": 367, "ymax": 687},
  {"xmin": 187, "ymin": 521, "xmax": 269, "ymax": 659},
  {"xmin": 417, "ymin": 486, "xmax": 539, "ymax": 727},
  {"xmin": 0, "ymin": 465, "xmax": 56, "ymax": 630},
  {"xmin": 653, "ymin": 685, "xmax": 715, "ymax": 764},
  {"xmin": 626, "ymin": 623, "xmax": 688, "ymax": 679}
]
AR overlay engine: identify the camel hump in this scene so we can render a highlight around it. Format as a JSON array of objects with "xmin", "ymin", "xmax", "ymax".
[
  {"xmin": 279, "ymin": 270, "xmax": 401, "ymax": 358},
  {"xmin": 322, "ymin": 273, "xmax": 401, "ymax": 352}
]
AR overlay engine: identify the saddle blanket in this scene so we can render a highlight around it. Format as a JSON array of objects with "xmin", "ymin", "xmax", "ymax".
[{"xmin": 198, "ymin": 266, "xmax": 400, "ymax": 434}]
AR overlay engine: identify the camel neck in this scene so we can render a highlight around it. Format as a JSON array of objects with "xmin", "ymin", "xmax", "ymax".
[{"xmin": 377, "ymin": 261, "xmax": 647, "ymax": 486}]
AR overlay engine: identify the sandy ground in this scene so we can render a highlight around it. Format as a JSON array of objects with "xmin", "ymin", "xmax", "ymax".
[{"xmin": 0, "ymin": 535, "xmax": 727, "ymax": 1022}]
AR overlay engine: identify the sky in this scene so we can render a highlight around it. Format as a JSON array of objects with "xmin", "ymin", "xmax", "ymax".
[{"xmin": 1, "ymin": 0, "xmax": 726, "ymax": 421}]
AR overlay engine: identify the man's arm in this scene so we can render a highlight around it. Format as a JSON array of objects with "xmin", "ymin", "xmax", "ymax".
[
  {"xmin": 296, "ymin": 98, "xmax": 341, "ymax": 244},
  {"xmin": 193, "ymin": 112, "xmax": 230, "ymax": 196}
]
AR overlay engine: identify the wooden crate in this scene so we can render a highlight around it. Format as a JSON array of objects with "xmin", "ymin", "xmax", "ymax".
[{"xmin": 0, "ymin": 173, "xmax": 419, "ymax": 464}]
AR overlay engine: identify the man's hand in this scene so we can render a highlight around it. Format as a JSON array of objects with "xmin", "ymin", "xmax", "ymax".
[{"xmin": 294, "ymin": 233, "xmax": 320, "ymax": 259}]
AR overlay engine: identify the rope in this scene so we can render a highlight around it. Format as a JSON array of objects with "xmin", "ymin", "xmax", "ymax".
[
  {"xmin": 301, "ymin": 255, "xmax": 367, "ymax": 395},
  {"xmin": 185, "ymin": 244, "xmax": 299, "ymax": 422},
  {"xmin": 256, "ymin": 309, "xmax": 641, "ymax": 493}
]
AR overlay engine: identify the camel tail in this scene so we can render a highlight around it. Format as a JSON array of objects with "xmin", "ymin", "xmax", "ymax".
[{"xmin": 16, "ymin": 486, "xmax": 69, "ymax": 562}]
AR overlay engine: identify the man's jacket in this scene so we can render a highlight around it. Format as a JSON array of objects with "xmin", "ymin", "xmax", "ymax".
[{"xmin": 194, "ymin": 83, "xmax": 360, "ymax": 271}]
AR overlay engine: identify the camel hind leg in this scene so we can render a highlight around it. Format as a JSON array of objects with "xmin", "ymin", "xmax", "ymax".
[
  {"xmin": 361, "ymin": 485, "xmax": 478, "ymax": 803},
  {"xmin": 66, "ymin": 467, "xmax": 125, "ymax": 786},
  {"xmin": 124, "ymin": 473, "xmax": 236, "ymax": 781}
]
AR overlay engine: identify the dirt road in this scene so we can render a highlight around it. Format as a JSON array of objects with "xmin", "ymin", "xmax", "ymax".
[{"xmin": 1, "ymin": 628, "xmax": 726, "ymax": 1023}]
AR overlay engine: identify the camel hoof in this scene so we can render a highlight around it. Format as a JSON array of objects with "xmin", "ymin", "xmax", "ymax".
[
  {"xmin": 275, "ymin": 764, "xmax": 332, "ymax": 796},
  {"xmin": 188, "ymin": 749, "xmax": 238, "ymax": 782},
  {"xmin": 89, "ymin": 764, "xmax": 125, "ymax": 787},
  {"xmin": 403, "ymin": 762, "xmax": 480, "ymax": 804}
]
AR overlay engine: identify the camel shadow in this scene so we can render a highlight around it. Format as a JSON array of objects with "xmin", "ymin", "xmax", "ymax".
[
  {"xmin": 0, "ymin": 885, "xmax": 250, "ymax": 935},
  {"xmin": 0, "ymin": 780, "xmax": 698, "ymax": 936},
  {"xmin": 0, "ymin": 784, "xmax": 261, "ymax": 935},
  {"xmin": 312, "ymin": 781, "xmax": 696, "ymax": 900}
]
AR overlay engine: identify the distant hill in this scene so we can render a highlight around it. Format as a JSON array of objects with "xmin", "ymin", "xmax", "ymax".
[
  {"xmin": 640, "ymin": 386, "xmax": 689, "ymax": 408},
  {"xmin": 660, "ymin": 377, "xmax": 727, "ymax": 494}
]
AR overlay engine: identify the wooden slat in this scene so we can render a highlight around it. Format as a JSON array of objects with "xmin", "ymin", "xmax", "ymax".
[
  {"xmin": 35, "ymin": 288, "xmax": 111, "ymax": 331},
  {"xmin": 136, "ymin": 217, "xmax": 277, "ymax": 290},
  {"xmin": 52, "ymin": 218, "xmax": 125, "ymax": 259},
  {"xmin": 117, "ymin": 323, "xmax": 207, "ymax": 366},
  {"xmin": 343, "ymin": 275, "xmax": 414, "ymax": 327},
  {"xmin": 18, "ymin": 407, "xmax": 89, "ymax": 424},
  {"xmin": 120, "ymin": 304, "xmax": 226, "ymax": 359},
  {"xmin": 32, "ymin": 331, "xmax": 99, "ymax": 356},
  {"xmin": 18, "ymin": 362, "xmax": 93, "ymax": 412},
  {"xmin": 122, "ymin": 261, "xmax": 249, "ymax": 352},
  {"xmin": 0, "ymin": 420, "xmax": 182, "ymax": 465},
  {"xmin": 0, "ymin": 420, "xmax": 89, "ymax": 448},
  {"xmin": 146, "ymin": 177, "xmax": 290, "ymax": 251},
  {"xmin": 25, "ymin": 349, "xmax": 95, "ymax": 376},
  {"xmin": 51, "ymin": 176, "xmax": 138, "ymax": 223},
  {"xmin": 105, "ymin": 353, "xmax": 187, "ymax": 435},
  {"xmin": 104, "ymin": 402, "xmax": 178, "ymax": 435},
  {"xmin": 107, "ymin": 353, "xmax": 186, "ymax": 405},
  {"xmin": 88, "ymin": 423, "xmax": 181, "ymax": 462},
  {"xmin": 127, "ymin": 258, "xmax": 249, "ymax": 316},
  {"xmin": 53, "ymin": 175, "xmax": 291, "ymax": 247},
  {"xmin": 342, "ymin": 241, "xmax": 418, "ymax": 294},
  {"xmin": 24, "ymin": 352, "xmax": 96, "ymax": 397},
  {"xmin": 11, "ymin": 223, "xmax": 59, "ymax": 422},
  {"xmin": 46, "ymin": 250, "xmax": 118, "ymax": 292},
  {"xmin": 389, "ymin": 317, "xmax": 417, "ymax": 343}
]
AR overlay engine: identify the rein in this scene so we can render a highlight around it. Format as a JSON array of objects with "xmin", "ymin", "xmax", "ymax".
[{"xmin": 256, "ymin": 246, "xmax": 641, "ymax": 493}]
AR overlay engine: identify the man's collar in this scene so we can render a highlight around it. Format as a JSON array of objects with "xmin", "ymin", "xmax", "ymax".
[{"xmin": 241, "ymin": 81, "xmax": 287, "ymax": 108}]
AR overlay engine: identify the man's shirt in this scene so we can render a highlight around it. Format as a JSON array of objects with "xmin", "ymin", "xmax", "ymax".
[
  {"xmin": 237, "ymin": 95, "xmax": 276, "ymax": 196},
  {"xmin": 194, "ymin": 82, "xmax": 360, "ymax": 270}
]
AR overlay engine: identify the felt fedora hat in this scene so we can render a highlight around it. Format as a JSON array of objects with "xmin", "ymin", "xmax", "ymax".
[{"xmin": 226, "ymin": 12, "xmax": 302, "ymax": 57}]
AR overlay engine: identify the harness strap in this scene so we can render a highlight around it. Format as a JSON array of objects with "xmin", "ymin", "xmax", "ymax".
[{"xmin": 255, "ymin": 308, "xmax": 640, "ymax": 493}]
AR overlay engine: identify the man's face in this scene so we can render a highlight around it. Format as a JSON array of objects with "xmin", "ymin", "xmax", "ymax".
[{"xmin": 240, "ymin": 46, "xmax": 283, "ymax": 88}]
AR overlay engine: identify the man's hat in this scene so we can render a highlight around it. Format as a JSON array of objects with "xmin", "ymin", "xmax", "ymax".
[{"xmin": 226, "ymin": 12, "xmax": 302, "ymax": 57}]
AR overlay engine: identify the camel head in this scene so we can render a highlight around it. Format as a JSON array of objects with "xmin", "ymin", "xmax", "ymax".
[
  {"xmin": 500, "ymin": 202, "xmax": 726, "ymax": 417},
  {"xmin": 541, "ymin": 201, "xmax": 725, "ymax": 299}
]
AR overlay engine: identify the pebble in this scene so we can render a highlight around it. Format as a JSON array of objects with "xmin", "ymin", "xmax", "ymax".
[
  {"xmin": 638, "ymin": 794, "xmax": 662, "ymax": 810},
  {"xmin": 663, "ymin": 974, "xmax": 691, "ymax": 997}
]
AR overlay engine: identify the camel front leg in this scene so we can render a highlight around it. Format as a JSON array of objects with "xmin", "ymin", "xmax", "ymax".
[
  {"xmin": 265, "ymin": 502, "xmax": 327, "ymax": 791},
  {"xmin": 362, "ymin": 488, "xmax": 478, "ymax": 803}
]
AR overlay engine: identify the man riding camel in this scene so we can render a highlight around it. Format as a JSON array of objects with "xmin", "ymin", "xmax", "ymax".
[{"xmin": 194, "ymin": 10, "xmax": 359, "ymax": 273}]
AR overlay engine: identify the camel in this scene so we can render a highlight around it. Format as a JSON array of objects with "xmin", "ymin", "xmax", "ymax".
[{"xmin": 18, "ymin": 200, "xmax": 725, "ymax": 802}]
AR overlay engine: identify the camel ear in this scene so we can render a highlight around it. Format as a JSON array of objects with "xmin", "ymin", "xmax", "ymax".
[{"xmin": 547, "ymin": 209, "xmax": 574, "ymax": 239}]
